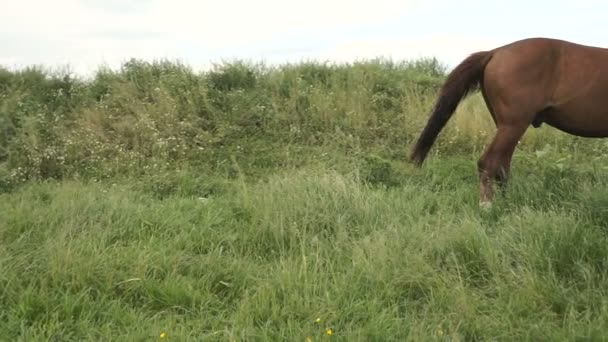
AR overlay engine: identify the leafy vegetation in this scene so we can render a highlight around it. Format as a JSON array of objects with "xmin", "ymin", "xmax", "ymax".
[{"xmin": 2, "ymin": 58, "xmax": 608, "ymax": 340}]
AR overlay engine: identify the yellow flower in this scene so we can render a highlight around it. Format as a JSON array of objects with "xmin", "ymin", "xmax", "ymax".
[
  {"xmin": 160, "ymin": 331, "xmax": 167, "ymax": 339},
  {"xmin": 315, "ymin": 317, "xmax": 321, "ymax": 323},
  {"xmin": 326, "ymin": 328, "xmax": 333, "ymax": 336}
]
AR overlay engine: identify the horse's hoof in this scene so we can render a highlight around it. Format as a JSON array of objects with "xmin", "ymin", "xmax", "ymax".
[{"xmin": 479, "ymin": 201, "xmax": 493, "ymax": 210}]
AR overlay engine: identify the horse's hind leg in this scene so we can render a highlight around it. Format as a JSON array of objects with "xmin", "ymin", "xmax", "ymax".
[{"xmin": 477, "ymin": 124, "xmax": 527, "ymax": 207}]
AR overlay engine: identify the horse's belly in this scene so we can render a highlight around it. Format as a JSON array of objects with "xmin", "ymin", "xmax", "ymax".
[{"xmin": 544, "ymin": 107, "xmax": 608, "ymax": 138}]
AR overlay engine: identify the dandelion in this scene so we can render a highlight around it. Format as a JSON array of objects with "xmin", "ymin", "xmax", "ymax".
[
  {"xmin": 326, "ymin": 328, "xmax": 333, "ymax": 336},
  {"xmin": 315, "ymin": 318, "xmax": 321, "ymax": 324},
  {"xmin": 160, "ymin": 331, "xmax": 167, "ymax": 339}
]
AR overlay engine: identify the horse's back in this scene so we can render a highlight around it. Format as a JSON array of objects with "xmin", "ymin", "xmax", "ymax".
[
  {"xmin": 484, "ymin": 38, "xmax": 608, "ymax": 137},
  {"xmin": 481, "ymin": 38, "xmax": 562, "ymax": 122}
]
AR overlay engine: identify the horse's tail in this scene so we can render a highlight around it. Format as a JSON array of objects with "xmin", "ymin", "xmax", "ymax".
[{"xmin": 410, "ymin": 51, "xmax": 493, "ymax": 167}]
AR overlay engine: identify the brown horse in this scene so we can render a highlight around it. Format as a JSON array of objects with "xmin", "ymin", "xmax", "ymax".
[{"xmin": 410, "ymin": 37, "xmax": 608, "ymax": 207}]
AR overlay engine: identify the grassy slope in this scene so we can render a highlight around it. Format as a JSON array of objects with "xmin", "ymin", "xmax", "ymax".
[{"xmin": 2, "ymin": 59, "xmax": 608, "ymax": 340}]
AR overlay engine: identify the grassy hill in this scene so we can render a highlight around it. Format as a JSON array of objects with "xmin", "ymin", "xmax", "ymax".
[{"xmin": 2, "ymin": 58, "xmax": 608, "ymax": 340}]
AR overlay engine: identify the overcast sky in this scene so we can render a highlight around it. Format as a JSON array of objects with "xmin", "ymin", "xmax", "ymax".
[{"xmin": 1, "ymin": 0, "xmax": 607, "ymax": 76}]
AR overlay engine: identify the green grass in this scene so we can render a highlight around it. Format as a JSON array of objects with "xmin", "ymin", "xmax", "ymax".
[
  {"xmin": 3, "ymin": 162, "xmax": 608, "ymax": 340},
  {"xmin": 3, "ymin": 58, "xmax": 608, "ymax": 340}
]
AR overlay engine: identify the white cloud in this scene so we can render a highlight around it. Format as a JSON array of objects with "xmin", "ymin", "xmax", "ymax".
[
  {"xmin": 0, "ymin": 0, "xmax": 503, "ymax": 75},
  {"xmin": 1, "ymin": 0, "xmax": 165, "ymax": 74},
  {"xmin": 321, "ymin": 35, "xmax": 508, "ymax": 68},
  {"xmin": 143, "ymin": 0, "xmax": 426, "ymax": 46},
  {"xmin": 0, "ymin": 57, "xmax": 17, "ymax": 67}
]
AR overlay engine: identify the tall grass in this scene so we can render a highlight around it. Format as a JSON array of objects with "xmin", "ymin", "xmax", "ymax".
[
  {"xmin": 3, "ymin": 58, "xmax": 607, "ymax": 189},
  {"xmin": 3, "ymin": 58, "xmax": 608, "ymax": 340},
  {"xmin": 3, "ymin": 166, "xmax": 608, "ymax": 340}
]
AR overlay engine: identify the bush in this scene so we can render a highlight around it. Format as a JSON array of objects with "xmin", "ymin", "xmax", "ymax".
[{"xmin": 2, "ymin": 57, "xmax": 605, "ymax": 185}]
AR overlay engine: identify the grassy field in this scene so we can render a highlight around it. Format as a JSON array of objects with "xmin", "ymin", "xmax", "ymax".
[{"xmin": 3, "ymin": 59, "xmax": 608, "ymax": 340}]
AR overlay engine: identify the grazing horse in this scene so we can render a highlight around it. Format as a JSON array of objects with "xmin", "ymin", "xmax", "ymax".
[{"xmin": 410, "ymin": 37, "xmax": 608, "ymax": 207}]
